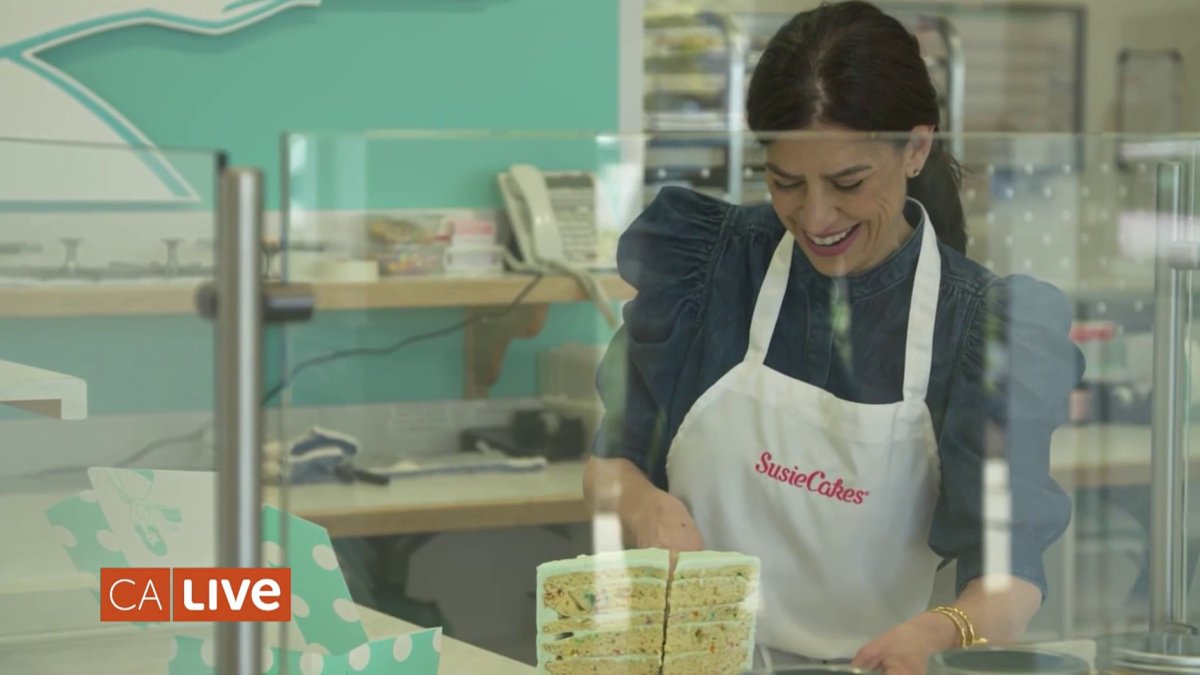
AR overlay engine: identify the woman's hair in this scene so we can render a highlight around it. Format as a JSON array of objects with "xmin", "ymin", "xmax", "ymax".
[{"xmin": 746, "ymin": 0, "xmax": 967, "ymax": 253}]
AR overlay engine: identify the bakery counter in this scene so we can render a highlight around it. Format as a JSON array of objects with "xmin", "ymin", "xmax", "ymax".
[{"xmin": 278, "ymin": 423, "xmax": 1197, "ymax": 539}]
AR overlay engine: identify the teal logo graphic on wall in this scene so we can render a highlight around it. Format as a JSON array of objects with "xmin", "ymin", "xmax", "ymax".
[
  {"xmin": 104, "ymin": 468, "xmax": 179, "ymax": 556},
  {"xmin": 0, "ymin": 0, "xmax": 321, "ymax": 202}
]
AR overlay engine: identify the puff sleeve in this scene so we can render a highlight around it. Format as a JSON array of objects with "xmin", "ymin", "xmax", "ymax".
[
  {"xmin": 929, "ymin": 275, "xmax": 1085, "ymax": 599},
  {"xmin": 591, "ymin": 187, "xmax": 728, "ymax": 489}
]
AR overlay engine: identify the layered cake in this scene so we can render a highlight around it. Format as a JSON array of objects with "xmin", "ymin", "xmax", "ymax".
[
  {"xmin": 662, "ymin": 551, "xmax": 760, "ymax": 675},
  {"xmin": 536, "ymin": 548, "xmax": 671, "ymax": 674},
  {"xmin": 536, "ymin": 549, "xmax": 759, "ymax": 675}
]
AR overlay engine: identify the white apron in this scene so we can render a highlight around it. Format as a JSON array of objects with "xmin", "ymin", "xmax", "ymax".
[{"xmin": 666, "ymin": 204, "xmax": 944, "ymax": 660}]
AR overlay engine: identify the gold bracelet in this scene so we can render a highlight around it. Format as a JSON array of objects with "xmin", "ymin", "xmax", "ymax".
[
  {"xmin": 950, "ymin": 600, "xmax": 988, "ymax": 643},
  {"xmin": 929, "ymin": 606, "xmax": 988, "ymax": 647},
  {"xmin": 929, "ymin": 607, "xmax": 968, "ymax": 647}
]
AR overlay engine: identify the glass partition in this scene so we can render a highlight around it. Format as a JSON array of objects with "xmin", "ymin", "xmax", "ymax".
[
  {"xmin": 280, "ymin": 129, "xmax": 1200, "ymax": 673},
  {"xmin": 0, "ymin": 137, "xmax": 233, "ymax": 673}
]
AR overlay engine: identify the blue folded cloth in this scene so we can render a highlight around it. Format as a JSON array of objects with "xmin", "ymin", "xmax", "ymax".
[{"xmin": 264, "ymin": 426, "xmax": 359, "ymax": 484}]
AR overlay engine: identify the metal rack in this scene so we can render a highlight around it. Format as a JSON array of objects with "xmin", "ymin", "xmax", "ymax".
[
  {"xmin": 909, "ymin": 15, "xmax": 966, "ymax": 159},
  {"xmin": 642, "ymin": 9, "xmax": 966, "ymax": 205},
  {"xmin": 643, "ymin": 10, "xmax": 751, "ymax": 204}
]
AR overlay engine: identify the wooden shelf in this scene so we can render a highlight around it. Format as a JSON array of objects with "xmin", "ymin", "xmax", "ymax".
[
  {"xmin": 0, "ymin": 359, "xmax": 87, "ymax": 420},
  {"xmin": 0, "ymin": 274, "xmax": 636, "ymax": 317},
  {"xmin": 0, "ymin": 285, "xmax": 199, "ymax": 318},
  {"xmin": 270, "ymin": 460, "xmax": 590, "ymax": 538},
  {"xmin": 313, "ymin": 274, "xmax": 635, "ymax": 311}
]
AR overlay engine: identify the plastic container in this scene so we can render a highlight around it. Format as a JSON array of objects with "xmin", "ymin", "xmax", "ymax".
[
  {"xmin": 371, "ymin": 243, "xmax": 446, "ymax": 276},
  {"xmin": 1070, "ymin": 320, "xmax": 1130, "ymax": 384},
  {"xmin": 928, "ymin": 647, "xmax": 1090, "ymax": 674},
  {"xmin": 446, "ymin": 217, "xmax": 497, "ymax": 247},
  {"xmin": 366, "ymin": 215, "xmax": 450, "ymax": 246},
  {"xmin": 443, "ymin": 244, "xmax": 504, "ymax": 276}
]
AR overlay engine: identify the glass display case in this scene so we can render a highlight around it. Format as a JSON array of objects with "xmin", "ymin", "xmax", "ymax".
[
  {"xmin": 0, "ymin": 137, "xmax": 248, "ymax": 673},
  {"xmin": 280, "ymin": 129, "xmax": 1200, "ymax": 673},
  {"xmin": 4, "ymin": 128, "xmax": 1198, "ymax": 674}
]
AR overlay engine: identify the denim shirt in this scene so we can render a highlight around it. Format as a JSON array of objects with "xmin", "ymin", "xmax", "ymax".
[{"xmin": 593, "ymin": 187, "xmax": 1085, "ymax": 599}]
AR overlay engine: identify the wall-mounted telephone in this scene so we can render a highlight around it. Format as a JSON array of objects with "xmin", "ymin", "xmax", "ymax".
[
  {"xmin": 498, "ymin": 164, "xmax": 614, "ymax": 270},
  {"xmin": 497, "ymin": 164, "xmax": 619, "ymax": 328}
]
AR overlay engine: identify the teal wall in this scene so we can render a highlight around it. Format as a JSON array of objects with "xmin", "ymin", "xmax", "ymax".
[
  {"xmin": 7, "ymin": 0, "xmax": 621, "ymax": 416},
  {"xmin": 38, "ymin": 0, "xmax": 620, "ymax": 208}
]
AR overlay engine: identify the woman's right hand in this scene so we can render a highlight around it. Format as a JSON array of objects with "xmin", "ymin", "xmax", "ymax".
[
  {"xmin": 582, "ymin": 457, "xmax": 705, "ymax": 567},
  {"xmin": 628, "ymin": 489, "xmax": 705, "ymax": 566}
]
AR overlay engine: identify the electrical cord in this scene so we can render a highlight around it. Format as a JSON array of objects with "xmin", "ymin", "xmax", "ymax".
[
  {"xmin": 16, "ymin": 273, "xmax": 546, "ymax": 479},
  {"xmin": 259, "ymin": 271, "xmax": 545, "ymax": 404},
  {"xmin": 503, "ymin": 251, "xmax": 619, "ymax": 330}
]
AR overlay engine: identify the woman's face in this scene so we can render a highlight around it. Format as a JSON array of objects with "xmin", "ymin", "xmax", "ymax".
[{"xmin": 764, "ymin": 122, "xmax": 932, "ymax": 277}]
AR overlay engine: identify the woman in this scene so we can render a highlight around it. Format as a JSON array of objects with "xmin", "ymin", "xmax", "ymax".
[{"xmin": 584, "ymin": 1, "xmax": 1084, "ymax": 672}]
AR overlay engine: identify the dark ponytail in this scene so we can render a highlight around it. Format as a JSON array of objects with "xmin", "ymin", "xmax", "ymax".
[
  {"xmin": 909, "ymin": 140, "xmax": 966, "ymax": 253},
  {"xmin": 747, "ymin": 0, "xmax": 967, "ymax": 253}
]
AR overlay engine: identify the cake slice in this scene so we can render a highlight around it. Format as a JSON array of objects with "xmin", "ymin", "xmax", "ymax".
[
  {"xmin": 662, "ymin": 551, "xmax": 761, "ymax": 675},
  {"xmin": 536, "ymin": 548, "xmax": 671, "ymax": 675}
]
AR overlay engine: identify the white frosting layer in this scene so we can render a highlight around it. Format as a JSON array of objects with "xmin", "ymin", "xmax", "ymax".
[{"xmin": 673, "ymin": 550, "xmax": 761, "ymax": 573}]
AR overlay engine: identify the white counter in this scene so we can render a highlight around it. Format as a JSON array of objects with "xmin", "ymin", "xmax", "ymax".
[{"xmin": 0, "ymin": 605, "xmax": 534, "ymax": 675}]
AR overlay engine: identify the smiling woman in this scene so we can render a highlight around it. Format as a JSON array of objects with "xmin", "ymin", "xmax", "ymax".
[
  {"xmin": 760, "ymin": 126, "xmax": 931, "ymax": 276},
  {"xmin": 747, "ymin": 0, "xmax": 967, "ymax": 259},
  {"xmin": 585, "ymin": 1, "xmax": 1085, "ymax": 673}
]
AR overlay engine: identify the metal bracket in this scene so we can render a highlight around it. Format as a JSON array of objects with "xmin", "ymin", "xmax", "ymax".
[
  {"xmin": 195, "ymin": 281, "xmax": 315, "ymax": 324},
  {"xmin": 463, "ymin": 304, "xmax": 549, "ymax": 398},
  {"xmin": 1167, "ymin": 242, "xmax": 1200, "ymax": 270}
]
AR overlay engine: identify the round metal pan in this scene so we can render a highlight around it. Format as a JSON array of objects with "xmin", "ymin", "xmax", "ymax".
[
  {"xmin": 1096, "ymin": 631, "xmax": 1200, "ymax": 672},
  {"xmin": 927, "ymin": 646, "xmax": 1091, "ymax": 674},
  {"xmin": 748, "ymin": 662, "xmax": 883, "ymax": 667}
]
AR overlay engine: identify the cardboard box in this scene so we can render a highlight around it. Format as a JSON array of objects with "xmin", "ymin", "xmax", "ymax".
[{"xmin": 45, "ymin": 468, "xmax": 440, "ymax": 675}]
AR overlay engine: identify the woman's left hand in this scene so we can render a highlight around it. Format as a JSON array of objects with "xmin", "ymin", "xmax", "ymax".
[{"xmin": 849, "ymin": 611, "xmax": 959, "ymax": 675}]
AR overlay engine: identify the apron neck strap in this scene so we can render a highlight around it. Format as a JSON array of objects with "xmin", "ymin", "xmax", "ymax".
[
  {"xmin": 743, "ymin": 199, "xmax": 942, "ymax": 402},
  {"xmin": 902, "ymin": 200, "xmax": 941, "ymax": 401},
  {"xmin": 745, "ymin": 231, "xmax": 795, "ymax": 364}
]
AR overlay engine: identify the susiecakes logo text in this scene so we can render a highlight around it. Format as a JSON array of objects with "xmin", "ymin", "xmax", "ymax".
[{"xmin": 754, "ymin": 451, "xmax": 869, "ymax": 504}]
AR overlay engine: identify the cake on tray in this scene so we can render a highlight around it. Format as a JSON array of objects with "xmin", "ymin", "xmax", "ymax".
[{"xmin": 536, "ymin": 548, "xmax": 760, "ymax": 675}]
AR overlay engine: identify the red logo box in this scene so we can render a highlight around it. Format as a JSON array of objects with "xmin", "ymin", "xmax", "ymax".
[
  {"xmin": 100, "ymin": 568, "xmax": 291, "ymax": 622},
  {"xmin": 172, "ymin": 568, "xmax": 291, "ymax": 622},
  {"xmin": 101, "ymin": 568, "xmax": 171, "ymax": 622}
]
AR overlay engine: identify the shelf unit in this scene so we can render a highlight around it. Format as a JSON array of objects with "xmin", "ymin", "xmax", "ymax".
[
  {"xmin": 0, "ymin": 274, "xmax": 634, "ymax": 400},
  {"xmin": 0, "ymin": 359, "xmax": 87, "ymax": 420},
  {"xmin": 644, "ymin": 10, "xmax": 751, "ymax": 205},
  {"xmin": 642, "ymin": 9, "xmax": 966, "ymax": 205}
]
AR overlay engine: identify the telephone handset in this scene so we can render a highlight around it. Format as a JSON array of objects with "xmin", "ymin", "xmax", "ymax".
[
  {"xmin": 498, "ymin": 163, "xmax": 567, "ymax": 264},
  {"xmin": 497, "ymin": 164, "xmax": 619, "ymax": 328}
]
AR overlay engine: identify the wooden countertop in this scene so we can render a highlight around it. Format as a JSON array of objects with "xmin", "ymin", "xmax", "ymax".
[
  {"xmin": 267, "ymin": 460, "xmax": 590, "ymax": 539},
  {"xmin": 0, "ymin": 604, "xmax": 533, "ymax": 675},
  {"xmin": 279, "ymin": 423, "xmax": 1199, "ymax": 538},
  {"xmin": 1048, "ymin": 423, "xmax": 1200, "ymax": 488}
]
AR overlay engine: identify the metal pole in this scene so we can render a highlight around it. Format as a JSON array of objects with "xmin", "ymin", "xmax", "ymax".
[
  {"xmin": 215, "ymin": 168, "xmax": 264, "ymax": 674},
  {"xmin": 935, "ymin": 17, "xmax": 966, "ymax": 160},
  {"xmin": 700, "ymin": 12, "xmax": 746, "ymax": 204},
  {"xmin": 1149, "ymin": 161, "xmax": 1190, "ymax": 631},
  {"xmin": 725, "ymin": 17, "xmax": 746, "ymax": 205}
]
